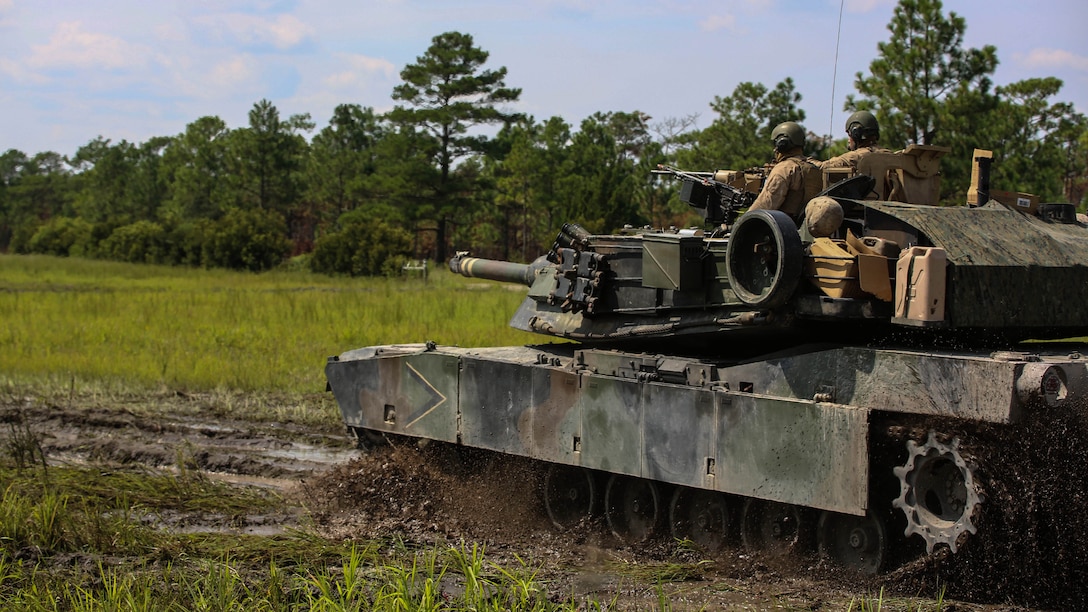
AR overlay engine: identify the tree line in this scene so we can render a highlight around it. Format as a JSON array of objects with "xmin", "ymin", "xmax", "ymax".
[{"xmin": 1, "ymin": 0, "xmax": 1085, "ymax": 274}]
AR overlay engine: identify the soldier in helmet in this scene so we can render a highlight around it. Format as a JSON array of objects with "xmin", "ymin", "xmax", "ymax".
[
  {"xmin": 749, "ymin": 121, "xmax": 821, "ymax": 222},
  {"xmin": 818, "ymin": 110, "xmax": 890, "ymax": 171}
]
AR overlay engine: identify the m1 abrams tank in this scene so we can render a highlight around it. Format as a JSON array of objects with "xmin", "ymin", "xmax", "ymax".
[{"xmin": 325, "ymin": 148, "xmax": 1088, "ymax": 582}]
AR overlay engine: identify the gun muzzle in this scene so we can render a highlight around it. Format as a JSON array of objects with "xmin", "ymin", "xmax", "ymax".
[{"xmin": 448, "ymin": 254, "xmax": 535, "ymax": 286}]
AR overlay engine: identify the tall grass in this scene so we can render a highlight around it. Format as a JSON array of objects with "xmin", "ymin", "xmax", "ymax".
[
  {"xmin": 0, "ymin": 254, "xmax": 538, "ymax": 392},
  {"xmin": 0, "ymin": 463, "xmax": 596, "ymax": 610}
]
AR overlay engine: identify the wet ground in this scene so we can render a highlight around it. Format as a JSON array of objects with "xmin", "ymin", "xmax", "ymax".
[{"xmin": 1, "ymin": 391, "xmax": 1062, "ymax": 610}]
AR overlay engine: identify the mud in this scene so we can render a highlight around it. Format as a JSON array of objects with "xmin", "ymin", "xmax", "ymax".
[
  {"xmin": 0, "ymin": 392, "xmax": 1063, "ymax": 610},
  {"xmin": 881, "ymin": 406, "xmax": 1088, "ymax": 609}
]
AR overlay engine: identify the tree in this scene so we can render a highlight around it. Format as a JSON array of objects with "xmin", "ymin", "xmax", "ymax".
[
  {"xmin": 679, "ymin": 79, "xmax": 806, "ymax": 172},
  {"xmin": 226, "ymin": 99, "xmax": 314, "ymax": 215},
  {"xmin": 64, "ymin": 136, "xmax": 172, "ymax": 227},
  {"xmin": 1060, "ymin": 118, "xmax": 1088, "ymax": 207},
  {"xmin": 70, "ymin": 137, "xmax": 136, "ymax": 223},
  {"xmin": 850, "ymin": 0, "xmax": 998, "ymax": 149},
  {"xmin": 986, "ymin": 77, "xmax": 1087, "ymax": 201},
  {"xmin": 554, "ymin": 112, "xmax": 647, "ymax": 234},
  {"xmin": 849, "ymin": 0, "xmax": 1088, "ymax": 203},
  {"xmin": 220, "ymin": 99, "xmax": 314, "ymax": 254},
  {"xmin": 390, "ymin": 31, "xmax": 522, "ymax": 261},
  {"xmin": 481, "ymin": 116, "xmax": 578, "ymax": 259},
  {"xmin": 310, "ymin": 211, "xmax": 413, "ymax": 277},
  {"xmin": 1, "ymin": 150, "xmax": 74, "ymax": 251},
  {"xmin": 0, "ymin": 149, "xmax": 31, "ymax": 249},
  {"xmin": 359, "ymin": 120, "xmax": 443, "ymax": 257},
  {"xmin": 202, "ymin": 208, "xmax": 292, "ymax": 272},
  {"xmin": 162, "ymin": 116, "xmax": 231, "ymax": 221},
  {"xmin": 305, "ymin": 104, "xmax": 385, "ymax": 226}
]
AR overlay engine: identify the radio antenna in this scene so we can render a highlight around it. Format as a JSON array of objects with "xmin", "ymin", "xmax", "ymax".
[{"xmin": 830, "ymin": 0, "xmax": 845, "ymax": 136}]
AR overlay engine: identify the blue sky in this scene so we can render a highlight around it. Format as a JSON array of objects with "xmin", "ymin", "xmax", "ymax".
[{"xmin": 1, "ymin": 0, "xmax": 1086, "ymax": 158}]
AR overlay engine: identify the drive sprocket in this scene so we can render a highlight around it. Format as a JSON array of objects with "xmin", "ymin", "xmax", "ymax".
[{"xmin": 892, "ymin": 431, "xmax": 982, "ymax": 554}]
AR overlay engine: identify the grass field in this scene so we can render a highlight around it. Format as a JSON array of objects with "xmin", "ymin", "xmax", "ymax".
[{"xmin": 0, "ymin": 254, "xmax": 538, "ymax": 393}]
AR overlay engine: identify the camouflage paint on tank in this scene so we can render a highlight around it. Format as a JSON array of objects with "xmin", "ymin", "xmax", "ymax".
[
  {"xmin": 579, "ymin": 373, "xmax": 869, "ymax": 513},
  {"xmin": 716, "ymin": 393, "xmax": 868, "ymax": 514},
  {"xmin": 717, "ymin": 345, "xmax": 1088, "ymax": 423},
  {"xmin": 865, "ymin": 201, "xmax": 1088, "ymax": 330},
  {"xmin": 328, "ymin": 342, "xmax": 1088, "ymax": 520},
  {"xmin": 458, "ymin": 349, "xmax": 582, "ymax": 466},
  {"xmin": 325, "ymin": 345, "xmax": 461, "ymax": 444},
  {"xmin": 327, "ymin": 343, "xmax": 871, "ymax": 515}
]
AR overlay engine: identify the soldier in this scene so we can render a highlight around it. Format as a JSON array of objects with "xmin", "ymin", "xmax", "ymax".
[
  {"xmin": 749, "ymin": 121, "xmax": 821, "ymax": 222},
  {"xmin": 818, "ymin": 110, "xmax": 890, "ymax": 171}
]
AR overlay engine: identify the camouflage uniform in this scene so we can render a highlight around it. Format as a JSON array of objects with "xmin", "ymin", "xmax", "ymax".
[
  {"xmin": 749, "ymin": 150, "xmax": 819, "ymax": 220},
  {"xmin": 817, "ymin": 145, "xmax": 891, "ymax": 171}
]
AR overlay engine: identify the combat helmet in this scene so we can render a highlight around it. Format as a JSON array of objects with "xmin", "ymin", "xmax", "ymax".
[
  {"xmin": 845, "ymin": 110, "xmax": 880, "ymax": 143},
  {"xmin": 772, "ymin": 121, "xmax": 805, "ymax": 152}
]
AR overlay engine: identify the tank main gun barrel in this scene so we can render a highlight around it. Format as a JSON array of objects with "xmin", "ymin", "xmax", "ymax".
[{"xmin": 449, "ymin": 252, "xmax": 536, "ymax": 286}]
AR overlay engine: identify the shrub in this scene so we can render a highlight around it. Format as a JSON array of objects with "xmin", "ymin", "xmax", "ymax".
[
  {"xmin": 163, "ymin": 219, "xmax": 214, "ymax": 267},
  {"xmin": 203, "ymin": 208, "xmax": 292, "ymax": 272},
  {"xmin": 310, "ymin": 217, "xmax": 413, "ymax": 277},
  {"xmin": 98, "ymin": 220, "xmax": 168, "ymax": 264},
  {"xmin": 8, "ymin": 223, "xmax": 38, "ymax": 254},
  {"xmin": 25, "ymin": 217, "xmax": 93, "ymax": 257}
]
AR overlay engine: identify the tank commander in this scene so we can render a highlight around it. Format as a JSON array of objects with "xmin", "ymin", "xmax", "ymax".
[
  {"xmin": 748, "ymin": 121, "xmax": 821, "ymax": 222},
  {"xmin": 818, "ymin": 110, "xmax": 890, "ymax": 171}
]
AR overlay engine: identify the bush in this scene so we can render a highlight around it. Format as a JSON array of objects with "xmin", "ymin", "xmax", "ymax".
[
  {"xmin": 25, "ymin": 217, "xmax": 93, "ymax": 257},
  {"xmin": 310, "ymin": 217, "xmax": 413, "ymax": 277},
  {"xmin": 163, "ymin": 219, "xmax": 214, "ymax": 267},
  {"xmin": 98, "ymin": 220, "xmax": 168, "ymax": 264},
  {"xmin": 203, "ymin": 208, "xmax": 292, "ymax": 272},
  {"xmin": 284, "ymin": 253, "xmax": 312, "ymax": 272},
  {"xmin": 83, "ymin": 220, "xmax": 124, "ymax": 259}
]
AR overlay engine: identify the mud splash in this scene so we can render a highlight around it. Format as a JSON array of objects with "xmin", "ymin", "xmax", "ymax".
[{"xmin": 882, "ymin": 403, "xmax": 1088, "ymax": 609}]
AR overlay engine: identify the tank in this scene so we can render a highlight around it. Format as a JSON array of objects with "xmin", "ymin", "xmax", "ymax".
[{"xmin": 324, "ymin": 149, "xmax": 1088, "ymax": 586}]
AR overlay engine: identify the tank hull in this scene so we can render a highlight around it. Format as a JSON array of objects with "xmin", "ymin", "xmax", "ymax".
[{"xmin": 325, "ymin": 342, "xmax": 1087, "ymax": 521}]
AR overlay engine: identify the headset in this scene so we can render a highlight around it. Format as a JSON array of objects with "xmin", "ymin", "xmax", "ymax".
[{"xmin": 847, "ymin": 122, "xmax": 867, "ymax": 143}]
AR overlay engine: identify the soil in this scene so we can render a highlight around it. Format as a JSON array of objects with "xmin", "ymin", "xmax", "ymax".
[{"xmin": 1, "ymin": 390, "xmax": 1068, "ymax": 611}]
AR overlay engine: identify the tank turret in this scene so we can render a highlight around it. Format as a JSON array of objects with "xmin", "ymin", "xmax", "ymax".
[{"xmin": 448, "ymin": 172, "xmax": 1088, "ymax": 346}]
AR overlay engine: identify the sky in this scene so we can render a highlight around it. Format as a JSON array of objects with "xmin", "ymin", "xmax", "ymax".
[{"xmin": 1, "ymin": 0, "xmax": 1086, "ymax": 158}]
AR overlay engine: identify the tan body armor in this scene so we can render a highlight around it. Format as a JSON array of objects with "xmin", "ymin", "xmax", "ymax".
[{"xmin": 749, "ymin": 152, "xmax": 822, "ymax": 221}]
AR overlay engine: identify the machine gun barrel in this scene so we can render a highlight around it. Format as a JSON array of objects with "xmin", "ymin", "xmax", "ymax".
[
  {"xmin": 655, "ymin": 164, "xmax": 755, "ymax": 226},
  {"xmin": 449, "ymin": 252, "xmax": 535, "ymax": 286}
]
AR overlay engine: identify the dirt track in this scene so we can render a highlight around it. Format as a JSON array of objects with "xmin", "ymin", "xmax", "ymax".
[{"xmin": 2, "ymin": 391, "xmax": 1056, "ymax": 611}]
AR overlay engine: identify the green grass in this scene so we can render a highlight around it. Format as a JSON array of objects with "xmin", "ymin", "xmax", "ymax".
[
  {"xmin": 0, "ymin": 254, "xmax": 538, "ymax": 393},
  {"xmin": 0, "ymin": 457, "xmax": 599, "ymax": 611}
]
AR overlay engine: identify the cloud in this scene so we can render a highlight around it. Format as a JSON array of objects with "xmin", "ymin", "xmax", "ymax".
[
  {"xmin": 700, "ymin": 14, "xmax": 737, "ymax": 32},
  {"xmin": 844, "ymin": 0, "xmax": 892, "ymax": 14},
  {"xmin": 323, "ymin": 53, "xmax": 397, "ymax": 88},
  {"xmin": 197, "ymin": 13, "xmax": 315, "ymax": 51},
  {"xmin": 0, "ymin": 57, "xmax": 49, "ymax": 85},
  {"xmin": 1018, "ymin": 48, "xmax": 1088, "ymax": 73},
  {"xmin": 209, "ymin": 55, "xmax": 259, "ymax": 88},
  {"xmin": 154, "ymin": 22, "xmax": 188, "ymax": 44},
  {"xmin": 28, "ymin": 21, "xmax": 150, "ymax": 70}
]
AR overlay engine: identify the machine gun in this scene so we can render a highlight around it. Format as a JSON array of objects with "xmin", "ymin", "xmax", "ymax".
[{"xmin": 654, "ymin": 164, "xmax": 757, "ymax": 226}]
